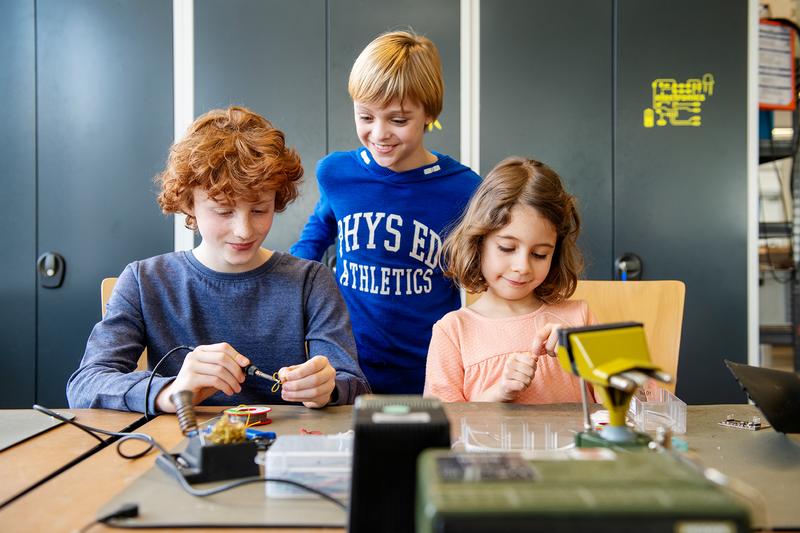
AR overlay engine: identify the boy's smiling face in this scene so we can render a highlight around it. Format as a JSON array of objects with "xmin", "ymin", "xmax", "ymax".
[
  {"xmin": 354, "ymin": 98, "xmax": 435, "ymax": 173},
  {"xmin": 190, "ymin": 188, "xmax": 276, "ymax": 273}
]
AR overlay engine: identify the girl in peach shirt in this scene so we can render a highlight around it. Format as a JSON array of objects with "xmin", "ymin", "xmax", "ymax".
[{"xmin": 424, "ymin": 156, "xmax": 594, "ymax": 403}]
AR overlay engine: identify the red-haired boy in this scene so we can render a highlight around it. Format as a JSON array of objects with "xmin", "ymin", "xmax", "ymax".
[{"xmin": 68, "ymin": 107, "xmax": 370, "ymax": 414}]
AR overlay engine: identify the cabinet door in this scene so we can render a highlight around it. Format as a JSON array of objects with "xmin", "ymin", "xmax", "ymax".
[
  {"xmin": 328, "ymin": 0, "xmax": 462, "ymax": 158},
  {"xmin": 0, "ymin": 0, "xmax": 36, "ymax": 407},
  {"xmin": 481, "ymin": 0, "xmax": 614, "ymax": 281},
  {"xmin": 195, "ymin": 0, "xmax": 327, "ymax": 252},
  {"xmin": 615, "ymin": 0, "xmax": 749, "ymax": 403},
  {"xmin": 36, "ymin": 0, "xmax": 173, "ymax": 406}
]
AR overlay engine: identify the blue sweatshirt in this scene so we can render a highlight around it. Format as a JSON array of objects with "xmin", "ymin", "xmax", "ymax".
[
  {"xmin": 291, "ymin": 149, "xmax": 480, "ymax": 393},
  {"xmin": 66, "ymin": 251, "xmax": 370, "ymax": 414}
]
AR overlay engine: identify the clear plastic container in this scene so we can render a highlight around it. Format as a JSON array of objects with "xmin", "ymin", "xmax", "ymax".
[
  {"xmin": 257, "ymin": 432, "xmax": 353, "ymax": 500},
  {"xmin": 627, "ymin": 381, "xmax": 687, "ymax": 434},
  {"xmin": 456, "ymin": 416, "xmax": 584, "ymax": 453}
]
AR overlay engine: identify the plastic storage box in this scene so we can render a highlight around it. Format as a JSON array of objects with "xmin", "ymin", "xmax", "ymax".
[
  {"xmin": 456, "ymin": 415, "xmax": 584, "ymax": 453},
  {"xmin": 259, "ymin": 432, "xmax": 353, "ymax": 500},
  {"xmin": 628, "ymin": 382, "xmax": 687, "ymax": 434}
]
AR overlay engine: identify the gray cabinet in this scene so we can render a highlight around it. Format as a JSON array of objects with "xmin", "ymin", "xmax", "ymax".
[
  {"xmin": 481, "ymin": 0, "xmax": 749, "ymax": 403},
  {"xmin": 615, "ymin": 0, "xmax": 748, "ymax": 403},
  {"xmin": 0, "ymin": 0, "xmax": 37, "ymax": 407},
  {"xmin": 0, "ymin": 0, "xmax": 174, "ymax": 407}
]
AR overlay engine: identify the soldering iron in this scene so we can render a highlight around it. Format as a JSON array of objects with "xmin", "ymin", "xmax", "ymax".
[{"xmin": 244, "ymin": 363, "xmax": 280, "ymax": 384}]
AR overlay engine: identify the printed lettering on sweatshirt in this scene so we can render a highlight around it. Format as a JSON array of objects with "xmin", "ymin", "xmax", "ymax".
[{"xmin": 336, "ymin": 212, "xmax": 441, "ymax": 296}]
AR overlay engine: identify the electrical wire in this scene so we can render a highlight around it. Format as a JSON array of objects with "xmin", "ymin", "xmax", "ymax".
[
  {"xmin": 32, "ymin": 405, "xmax": 347, "ymax": 511},
  {"xmin": 143, "ymin": 345, "xmax": 194, "ymax": 421}
]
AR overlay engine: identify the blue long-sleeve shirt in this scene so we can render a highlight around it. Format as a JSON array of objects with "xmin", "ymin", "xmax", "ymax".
[
  {"xmin": 67, "ymin": 250, "xmax": 370, "ymax": 414},
  {"xmin": 291, "ymin": 149, "xmax": 480, "ymax": 393}
]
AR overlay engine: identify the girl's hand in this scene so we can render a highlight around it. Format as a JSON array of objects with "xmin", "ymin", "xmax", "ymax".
[
  {"xmin": 278, "ymin": 355, "xmax": 337, "ymax": 408},
  {"xmin": 481, "ymin": 352, "xmax": 538, "ymax": 402},
  {"xmin": 532, "ymin": 323, "xmax": 562, "ymax": 357},
  {"xmin": 155, "ymin": 342, "xmax": 250, "ymax": 413}
]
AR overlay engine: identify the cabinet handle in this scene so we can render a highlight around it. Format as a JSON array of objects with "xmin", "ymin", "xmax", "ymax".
[{"xmin": 37, "ymin": 252, "xmax": 66, "ymax": 288}]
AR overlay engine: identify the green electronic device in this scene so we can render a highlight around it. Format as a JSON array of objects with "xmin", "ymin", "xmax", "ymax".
[{"xmin": 416, "ymin": 449, "xmax": 750, "ymax": 533}]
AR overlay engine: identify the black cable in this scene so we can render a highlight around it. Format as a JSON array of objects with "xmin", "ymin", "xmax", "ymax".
[
  {"xmin": 31, "ymin": 405, "xmax": 347, "ymax": 511},
  {"xmin": 142, "ymin": 345, "xmax": 194, "ymax": 421}
]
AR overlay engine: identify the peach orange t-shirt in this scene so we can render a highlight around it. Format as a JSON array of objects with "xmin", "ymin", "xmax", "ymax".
[{"xmin": 424, "ymin": 299, "xmax": 594, "ymax": 403}]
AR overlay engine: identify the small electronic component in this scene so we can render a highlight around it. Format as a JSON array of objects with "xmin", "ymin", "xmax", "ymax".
[{"xmin": 718, "ymin": 414, "xmax": 769, "ymax": 431}]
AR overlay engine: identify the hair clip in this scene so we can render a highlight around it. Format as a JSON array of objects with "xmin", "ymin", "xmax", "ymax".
[{"xmin": 426, "ymin": 119, "xmax": 442, "ymax": 132}]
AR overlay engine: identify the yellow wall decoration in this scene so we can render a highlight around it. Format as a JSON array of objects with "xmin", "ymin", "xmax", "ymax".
[{"xmin": 643, "ymin": 74, "xmax": 715, "ymax": 128}]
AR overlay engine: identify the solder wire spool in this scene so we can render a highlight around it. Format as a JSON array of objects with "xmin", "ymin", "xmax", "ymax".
[{"xmin": 224, "ymin": 405, "xmax": 273, "ymax": 426}]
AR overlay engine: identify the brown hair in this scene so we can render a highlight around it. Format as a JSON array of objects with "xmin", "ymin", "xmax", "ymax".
[
  {"xmin": 156, "ymin": 106, "xmax": 303, "ymax": 230},
  {"xmin": 348, "ymin": 30, "xmax": 443, "ymax": 122},
  {"xmin": 442, "ymin": 157, "xmax": 583, "ymax": 304}
]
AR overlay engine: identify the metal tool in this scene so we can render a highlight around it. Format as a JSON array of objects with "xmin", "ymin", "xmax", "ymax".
[
  {"xmin": 244, "ymin": 363, "xmax": 280, "ymax": 383},
  {"xmin": 244, "ymin": 363, "xmax": 282, "ymax": 393},
  {"xmin": 157, "ymin": 389, "xmax": 259, "ymax": 483},
  {"xmin": 555, "ymin": 322, "xmax": 673, "ymax": 446}
]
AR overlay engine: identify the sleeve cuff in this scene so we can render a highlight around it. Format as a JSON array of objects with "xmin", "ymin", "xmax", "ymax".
[{"xmin": 124, "ymin": 375, "xmax": 175, "ymax": 415}]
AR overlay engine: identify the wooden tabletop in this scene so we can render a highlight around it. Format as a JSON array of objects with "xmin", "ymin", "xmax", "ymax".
[
  {"xmin": 0, "ymin": 409, "xmax": 142, "ymax": 507},
  {"xmin": 0, "ymin": 403, "xmax": 797, "ymax": 532}
]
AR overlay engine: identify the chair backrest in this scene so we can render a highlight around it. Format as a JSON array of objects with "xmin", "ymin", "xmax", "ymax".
[
  {"xmin": 570, "ymin": 280, "xmax": 685, "ymax": 393},
  {"xmin": 100, "ymin": 277, "xmax": 117, "ymax": 317},
  {"xmin": 101, "ymin": 277, "xmax": 148, "ymax": 371}
]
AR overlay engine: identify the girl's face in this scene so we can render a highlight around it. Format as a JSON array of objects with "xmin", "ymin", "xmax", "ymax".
[
  {"xmin": 353, "ymin": 98, "xmax": 433, "ymax": 173},
  {"xmin": 190, "ymin": 188, "xmax": 276, "ymax": 273},
  {"xmin": 480, "ymin": 204, "xmax": 558, "ymax": 304}
]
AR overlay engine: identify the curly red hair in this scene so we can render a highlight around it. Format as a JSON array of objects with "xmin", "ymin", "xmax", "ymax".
[{"xmin": 156, "ymin": 106, "xmax": 303, "ymax": 230}]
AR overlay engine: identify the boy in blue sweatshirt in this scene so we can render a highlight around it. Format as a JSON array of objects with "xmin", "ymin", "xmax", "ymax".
[
  {"xmin": 67, "ymin": 106, "xmax": 370, "ymax": 414},
  {"xmin": 291, "ymin": 31, "xmax": 481, "ymax": 394}
]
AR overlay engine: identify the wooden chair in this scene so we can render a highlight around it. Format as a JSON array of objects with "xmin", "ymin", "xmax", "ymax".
[
  {"xmin": 570, "ymin": 280, "xmax": 685, "ymax": 393},
  {"xmin": 101, "ymin": 277, "xmax": 148, "ymax": 371},
  {"xmin": 465, "ymin": 280, "xmax": 685, "ymax": 393}
]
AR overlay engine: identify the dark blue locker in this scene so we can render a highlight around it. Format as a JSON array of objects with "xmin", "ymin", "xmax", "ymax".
[
  {"xmin": 35, "ymin": 0, "xmax": 174, "ymax": 406},
  {"xmin": 0, "ymin": 0, "xmax": 37, "ymax": 407},
  {"xmin": 615, "ymin": 0, "xmax": 749, "ymax": 403}
]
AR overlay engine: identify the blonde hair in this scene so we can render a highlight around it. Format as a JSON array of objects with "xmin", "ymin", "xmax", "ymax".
[
  {"xmin": 156, "ymin": 106, "xmax": 303, "ymax": 230},
  {"xmin": 442, "ymin": 157, "xmax": 584, "ymax": 304},
  {"xmin": 348, "ymin": 30, "xmax": 443, "ymax": 121}
]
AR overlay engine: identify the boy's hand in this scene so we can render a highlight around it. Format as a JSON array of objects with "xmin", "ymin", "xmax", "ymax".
[
  {"xmin": 532, "ymin": 323, "xmax": 562, "ymax": 357},
  {"xmin": 155, "ymin": 342, "xmax": 250, "ymax": 413},
  {"xmin": 479, "ymin": 352, "xmax": 538, "ymax": 402},
  {"xmin": 278, "ymin": 355, "xmax": 336, "ymax": 409}
]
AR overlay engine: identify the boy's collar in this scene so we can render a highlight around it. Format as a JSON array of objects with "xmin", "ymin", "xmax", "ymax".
[{"xmin": 358, "ymin": 148, "xmax": 445, "ymax": 175}]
